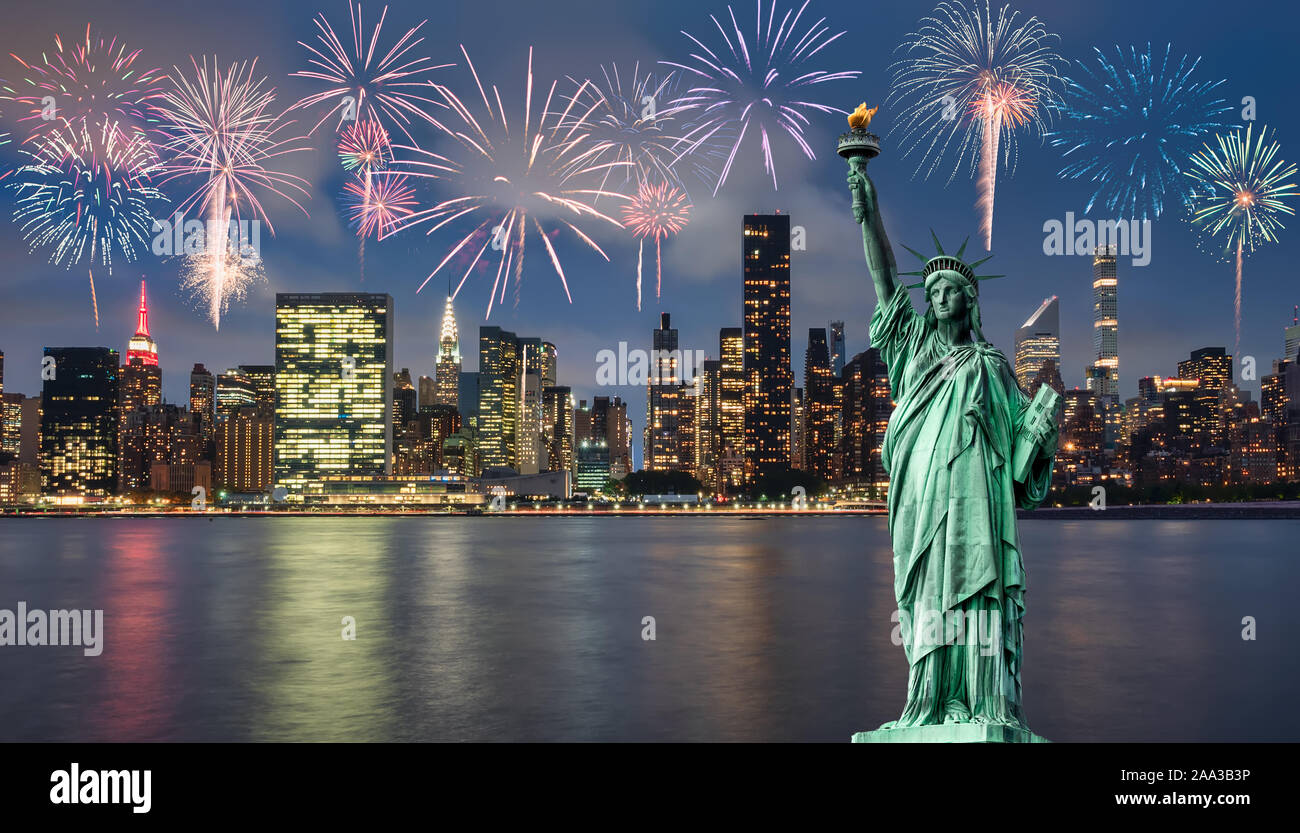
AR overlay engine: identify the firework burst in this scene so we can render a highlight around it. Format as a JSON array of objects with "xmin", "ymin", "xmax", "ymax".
[
  {"xmin": 663, "ymin": 0, "xmax": 860, "ymax": 194},
  {"xmin": 387, "ymin": 45, "xmax": 630, "ymax": 317},
  {"xmin": 621, "ymin": 181, "xmax": 691, "ymax": 309},
  {"xmin": 1186, "ymin": 124, "xmax": 1298, "ymax": 351},
  {"xmin": 1, "ymin": 25, "xmax": 165, "ymax": 142},
  {"xmin": 7, "ymin": 119, "xmax": 167, "ymax": 269},
  {"xmin": 344, "ymin": 171, "xmax": 415, "ymax": 239},
  {"xmin": 178, "ymin": 242, "xmax": 266, "ymax": 326},
  {"xmin": 556, "ymin": 63, "xmax": 723, "ymax": 196},
  {"xmin": 887, "ymin": 0, "xmax": 1064, "ymax": 249},
  {"xmin": 338, "ymin": 117, "xmax": 392, "ymax": 172},
  {"xmin": 155, "ymin": 56, "xmax": 311, "ymax": 329},
  {"xmin": 290, "ymin": 2, "xmax": 450, "ymax": 141},
  {"xmin": 1048, "ymin": 43, "xmax": 1231, "ymax": 221}
]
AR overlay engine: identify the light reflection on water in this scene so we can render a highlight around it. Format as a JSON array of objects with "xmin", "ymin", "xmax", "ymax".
[{"xmin": 0, "ymin": 517, "xmax": 1294, "ymax": 741}]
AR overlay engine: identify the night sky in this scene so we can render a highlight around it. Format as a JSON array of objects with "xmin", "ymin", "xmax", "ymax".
[{"xmin": 1, "ymin": 0, "xmax": 1296, "ymax": 465}]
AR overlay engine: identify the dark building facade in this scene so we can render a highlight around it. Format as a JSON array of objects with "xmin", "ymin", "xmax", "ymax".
[
  {"xmin": 742, "ymin": 214, "xmax": 792, "ymax": 480},
  {"xmin": 41, "ymin": 347, "xmax": 120, "ymax": 496}
]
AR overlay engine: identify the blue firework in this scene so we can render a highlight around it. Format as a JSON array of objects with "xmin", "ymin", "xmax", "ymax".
[{"xmin": 1048, "ymin": 43, "xmax": 1232, "ymax": 220}]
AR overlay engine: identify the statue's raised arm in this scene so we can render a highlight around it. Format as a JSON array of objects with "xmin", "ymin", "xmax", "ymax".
[{"xmin": 847, "ymin": 166, "xmax": 901, "ymax": 308}]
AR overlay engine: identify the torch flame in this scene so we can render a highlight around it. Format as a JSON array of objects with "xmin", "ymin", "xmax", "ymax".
[{"xmin": 848, "ymin": 103, "xmax": 877, "ymax": 130}]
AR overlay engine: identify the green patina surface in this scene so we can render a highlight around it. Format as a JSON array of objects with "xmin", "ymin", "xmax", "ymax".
[{"xmin": 844, "ymin": 152, "xmax": 1060, "ymax": 742}]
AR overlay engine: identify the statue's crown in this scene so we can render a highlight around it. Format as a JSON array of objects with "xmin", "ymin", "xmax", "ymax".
[{"xmin": 898, "ymin": 232, "xmax": 1004, "ymax": 292}]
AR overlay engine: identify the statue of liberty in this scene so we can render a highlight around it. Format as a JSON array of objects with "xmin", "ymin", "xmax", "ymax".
[{"xmin": 846, "ymin": 164, "xmax": 1059, "ymax": 738}]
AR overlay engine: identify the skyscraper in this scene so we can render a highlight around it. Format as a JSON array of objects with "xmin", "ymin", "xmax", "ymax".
[
  {"xmin": 41, "ymin": 348, "xmax": 119, "ymax": 496},
  {"xmin": 458, "ymin": 371, "xmax": 480, "ymax": 428},
  {"xmin": 829, "ymin": 321, "xmax": 846, "ymax": 377},
  {"xmin": 517, "ymin": 336, "xmax": 545, "ymax": 474},
  {"xmin": 838, "ymin": 349, "xmax": 892, "ymax": 496},
  {"xmin": 119, "ymin": 283, "xmax": 164, "ymax": 491},
  {"xmin": 435, "ymin": 294, "xmax": 461, "ymax": 407},
  {"xmin": 274, "ymin": 293, "xmax": 394, "ymax": 493},
  {"xmin": 126, "ymin": 280, "xmax": 159, "ymax": 367},
  {"xmin": 790, "ymin": 386, "xmax": 805, "ymax": 470},
  {"xmin": 694, "ymin": 360, "xmax": 721, "ymax": 490},
  {"xmin": 1285, "ymin": 308, "xmax": 1299, "ymax": 363},
  {"xmin": 543, "ymin": 385, "xmax": 574, "ymax": 474},
  {"xmin": 804, "ymin": 328, "xmax": 836, "ymax": 480},
  {"xmin": 645, "ymin": 313, "xmax": 684, "ymax": 471},
  {"xmin": 216, "ymin": 369, "xmax": 257, "ymax": 416},
  {"xmin": 119, "ymin": 294, "xmax": 167, "ymax": 493},
  {"xmin": 593, "ymin": 395, "xmax": 630, "ymax": 479},
  {"xmin": 742, "ymin": 214, "xmax": 793, "ymax": 480},
  {"xmin": 189, "ymin": 364, "xmax": 216, "ymax": 445},
  {"xmin": 1086, "ymin": 246, "xmax": 1119, "ymax": 448},
  {"xmin": 1014, "ymin": 296, "xmax": 1060, "ymax": 393},
  {"xmin": 478, "ymin": 326, "xmax": 520, "ymax": 470},
  {"xmin": 541, "ymin": 342, "xmax": 558, "ymax": 389},
  {"xmin": 216, "ymin": 406, "xmax": 274, "ymax": 493},
  {"xmin": 1178, "ymin": 347, "xmax": 1233, "ymax": 448},
  {"xmin": 237, "ymin": 365, "xmax": 276, "ymax": 413},
  {"xmin": 393, "ymin": 368, "xmax": 418, "ymax": 443},
  {"xmin": 718, "ymin": 327, "xmax": 745, "ymax": 491}
]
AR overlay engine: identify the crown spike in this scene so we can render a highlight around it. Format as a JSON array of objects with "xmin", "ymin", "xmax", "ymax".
[
  {"xmin": 900, "ymin": 244, "xmax": 929, "ymax": 263},
  {"xmin": 969, "ymin": 255, "xmax": 994, "ymax": 269},
  {"xmin": 955, "ymin": 236, "xmax": 970, "ymax": 258},
  {"xmin": 930, "ymin": 229, "xmax": 944, "ymax": 255}
]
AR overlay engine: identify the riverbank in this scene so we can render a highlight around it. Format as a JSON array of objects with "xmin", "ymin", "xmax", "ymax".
[
  {"xmin": 1021, "ymin": 501, "xmax": 1300, "ymax": 520},
  {"xmin": 4, "ymin": 501, "xmax": 1300, "ymax": 518}
]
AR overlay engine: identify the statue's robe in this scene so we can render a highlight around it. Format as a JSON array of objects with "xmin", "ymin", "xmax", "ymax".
[{"xmin": 870, "ymin": 287, "xmax": 1053, "ymax": 728}]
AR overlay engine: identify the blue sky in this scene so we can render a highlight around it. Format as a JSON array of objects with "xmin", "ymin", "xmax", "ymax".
[{"xmin": 1, "ymin": 0, "xmax": 1296, "ymax": 453}]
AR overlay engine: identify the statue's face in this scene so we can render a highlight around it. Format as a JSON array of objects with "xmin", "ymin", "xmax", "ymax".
[{"xmin": 928, "ymin": 275, "xmax": 967, "ymax": 322}]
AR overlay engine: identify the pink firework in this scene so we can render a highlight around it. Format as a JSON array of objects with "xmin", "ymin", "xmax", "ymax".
[
  {"xmin": 344, "ymin": 172, "xmax": 415, "ymax": 239},
  {"xmin": 620, "ymin": 181, "xmax": 691, "ymax": 308},
  {"xmin": 290, "ymin": 2, "xmax": 451, "ymax": 141},
  {"xmin": 338, "ymin": 119, "xmax": 390, "ymax": 230},
  {"xmin": 2, "ymin": 25, "xmax": 165, "ymax": 143},
  {"xmin": 155, "ymin": 57, "xmax": 312, "ymax": 329},
  {"xmin": 338, "ymin": 118, "xmax": 392, "ymax": 172}
]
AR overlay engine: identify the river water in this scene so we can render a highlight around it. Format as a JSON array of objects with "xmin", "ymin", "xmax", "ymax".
[{"xmin": 0, "ymin": 516, "xmax": 1293, "ymax": 741}]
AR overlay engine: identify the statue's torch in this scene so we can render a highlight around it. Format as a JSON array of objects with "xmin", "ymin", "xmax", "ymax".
[{"xmin": 838, "ymin": 103, "xmax": 881, "ymax": 218}]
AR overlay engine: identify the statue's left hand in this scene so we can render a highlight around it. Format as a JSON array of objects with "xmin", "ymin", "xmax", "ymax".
[{"xmin": 847, "ymin": 168, "xmax": 875, "ymax": 225}]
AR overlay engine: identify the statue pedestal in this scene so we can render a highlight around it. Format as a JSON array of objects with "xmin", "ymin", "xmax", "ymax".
[{"xmin": 852, "ymin": 724, "xmax": 1050, "ymax": 744}]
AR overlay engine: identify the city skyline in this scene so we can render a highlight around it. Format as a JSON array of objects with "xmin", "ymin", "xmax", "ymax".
[{"xmin": 1, "ymin": 0, "xmax": 1296, "ymax": 429}]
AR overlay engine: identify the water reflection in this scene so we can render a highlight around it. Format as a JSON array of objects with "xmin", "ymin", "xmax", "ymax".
[{"xmin": 0, "ymin": 517, "xmax": 1294, "ymax": 741}]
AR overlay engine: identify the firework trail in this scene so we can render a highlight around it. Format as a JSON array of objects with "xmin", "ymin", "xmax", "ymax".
[
  {"xmin": 89, "ymin": 269, "xmax": 99, "ymax": 329},
  {"xmin": 555, "ymin": 63, "xmax": 724, "ymax": 196},
  {"xmin": 290, "ymin": 2, "xmax": 451, "ymax": 141},
  {"xmin": 1186, "ymin": 124, "xmax": 1298, "ymax": 352},
  {"xmin": 1048, "ymin": 43, "xmax": 1231, "ymax": 221},
  {"xmin": 663, "ymin": 0, "xmax": 860, "ymax": 194},
  {"xmin": 7, "ymin": 119, "xmax": 167, "ymax": 269},
  {"xmin": 387, "ymin": 45, "xmax": 630, "ymax": 318},
  {"xmin": 887, "ymin": 0, "xmax": 1063, "ymax": 249},
  {"xmin": 621, "ymin": 181, "xmax": 691, "ymax": 309},
  {"xmin": 155, "ymin": 57, "xmax": 312, "ymax": 329}
]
